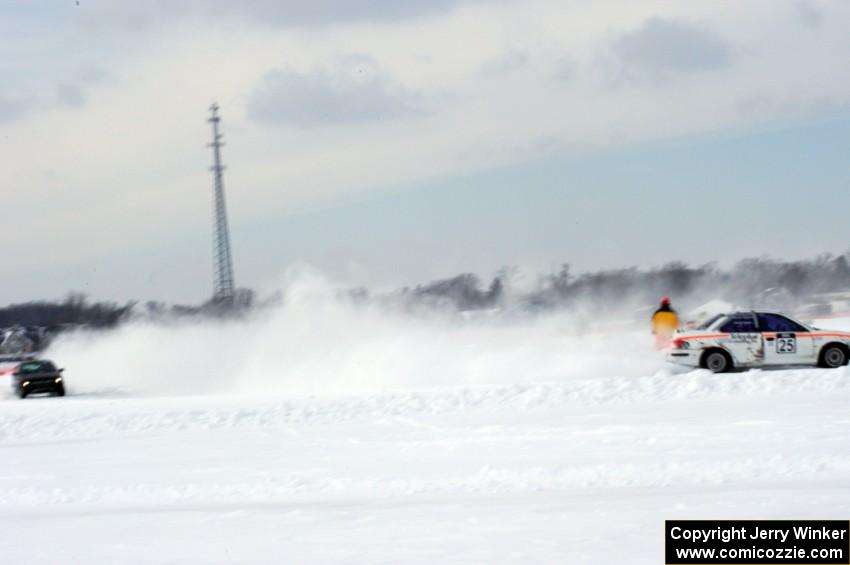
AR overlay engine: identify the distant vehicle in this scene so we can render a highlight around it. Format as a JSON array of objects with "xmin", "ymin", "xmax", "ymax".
[
  {"xmin": 0, "ymin": 353, "xmax": 36, "ymax": 376},
  {"xmin": 12, "ymin": 359, "xmax": 65, "ymax": 398},
  {"xmin": 0, "ymin": 326, "xmax": 35, "ymax": 354},
  {"xmin": 667, "ymin": 311, "xmax": 850, "ymax": 373}
]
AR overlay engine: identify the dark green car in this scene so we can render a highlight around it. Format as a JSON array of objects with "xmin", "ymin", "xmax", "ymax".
[{"xmin": 13, "ymin": 360, "xmax": 65, "ymax": 398}]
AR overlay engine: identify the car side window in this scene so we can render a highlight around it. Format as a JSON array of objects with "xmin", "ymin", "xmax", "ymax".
[
  {"xmin": 720, "ymin": 317, "xmax": 757, "ymax": 333},
  {"xmin": 756, "ymin": 313, "xmax": 807, "ymax": 333}
]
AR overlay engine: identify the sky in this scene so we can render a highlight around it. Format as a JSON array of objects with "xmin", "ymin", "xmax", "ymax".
[{"xmin": 1, "ymin": 0, "xmax": 850, "ymax": 304}]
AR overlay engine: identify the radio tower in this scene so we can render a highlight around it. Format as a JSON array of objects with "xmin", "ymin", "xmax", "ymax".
[{"xmin": 208, "ymin": 103, "xmax": 235, "ymax": 304}]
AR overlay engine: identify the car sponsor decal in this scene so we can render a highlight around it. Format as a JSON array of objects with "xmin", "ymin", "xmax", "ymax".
[
  {"xmin": 676, "ymin": 332, "xmax": 850, "ymax": 343},
  {"xmin": 729, "ymin": 333, "xmax": 760, "ymax": 344},
  {"xmin": 676, "ymin": 334, "xmax": 731, "ymax": 341},
  {"xmin": 775, "ymin": 332, "xmax": 797, "ymax": 354}
]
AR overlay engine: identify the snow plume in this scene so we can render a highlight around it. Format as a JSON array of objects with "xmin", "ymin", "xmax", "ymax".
[{"xmin": 47, "ymin": 268, "xmax": 663, "ymax": 398}]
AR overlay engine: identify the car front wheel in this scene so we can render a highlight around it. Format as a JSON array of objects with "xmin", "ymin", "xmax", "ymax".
[{"xmin": 819, "ymin": 345, "xmax": 847, "ymax": 369}]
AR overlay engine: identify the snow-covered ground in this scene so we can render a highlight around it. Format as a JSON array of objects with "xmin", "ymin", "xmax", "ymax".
[{"xmin": 2, "ymin": 298, "xmax": 850, "ymax": 564}]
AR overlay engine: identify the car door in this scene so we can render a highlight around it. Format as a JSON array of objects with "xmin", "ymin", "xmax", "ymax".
[
  {"xmin": 718, "ymin": 314, "xmax": 762, "ymax": 366},
  {"xmin": 757, "ymin": 313, "xmax": 815, "ymax": 365}
]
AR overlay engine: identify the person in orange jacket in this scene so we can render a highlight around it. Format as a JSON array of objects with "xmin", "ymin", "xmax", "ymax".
[{"xmin": 651, "ymin": 297, "xmax": 680, "ymax": 349}]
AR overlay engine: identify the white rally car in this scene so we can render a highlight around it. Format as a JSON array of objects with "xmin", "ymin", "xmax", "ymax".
[{"xmin": 667, "ymin": 311, "xmax": 850, "ymax": 373}]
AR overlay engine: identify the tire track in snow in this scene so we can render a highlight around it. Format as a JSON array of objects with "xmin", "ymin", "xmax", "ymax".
[{"xmin": 1, "ymin": 366, "xmax": 848, "ymax": 444}]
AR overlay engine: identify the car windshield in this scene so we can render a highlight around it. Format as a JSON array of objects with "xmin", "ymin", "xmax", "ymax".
[
  {"xmin": 18, "ymin": 361, "xmax": 56, "ymax": 374},
  {"xmin": 697, "ymin": 314, "xmax": 725, "ymax": 330}
]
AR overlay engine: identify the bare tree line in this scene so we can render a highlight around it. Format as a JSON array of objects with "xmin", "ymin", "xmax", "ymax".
[{"xmin": 2, "ymin": 254, "xmax": 849, "ymax": 332}]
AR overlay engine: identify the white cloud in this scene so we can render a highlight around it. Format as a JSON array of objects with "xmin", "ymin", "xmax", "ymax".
[
  {"xmin": 56, "ymin": 83, "xmax": 86, "ymax": 108},
  {"xmin": 248, "ymin": 56, "xmax": 426, "ymax": 127},
  {"xmin": 793, "ymin": 0, "xmax": 822, "ymax": 29},
  {"xmin": 607, "ymin": 17, "xmax": 731, "ymax": 82},
  {"xmin": 481, "ymin": 50, "xmax": 530, "ymax": 75},
  {"xmin": 0, "ymin": 92, "xmax": 31, "ymax": 124},
  {"xmin": 79, "ymin": 0, "xmax": 483, "ymax": 31}
]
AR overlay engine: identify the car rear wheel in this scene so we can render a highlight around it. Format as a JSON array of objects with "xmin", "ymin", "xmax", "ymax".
[
  {"xmin": 819, "ymin": 345, "xmax": 847, "ymax": 369},
  {"xmin": 704, "ymin": 350, "xmax": 732, "ymax": 373}
]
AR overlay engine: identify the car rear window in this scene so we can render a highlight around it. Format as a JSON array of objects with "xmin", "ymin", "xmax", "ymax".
[{"xmin": 720, "ymin": 317, "xmax": 757, "ymax": 333}]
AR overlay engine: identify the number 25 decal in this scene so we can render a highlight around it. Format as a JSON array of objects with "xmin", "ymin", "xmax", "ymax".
[{"xmin": 776, "ymin": 333, "xmax": 796, "ymax": 354}]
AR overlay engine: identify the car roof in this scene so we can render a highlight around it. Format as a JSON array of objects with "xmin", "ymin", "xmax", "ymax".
[
  {"xmin": 725, "ymin": 311, "xmax": 791, "ymax": 317},
  {"xmin": 714, "ymin": 311, "xmax": 809, "ymax": 327}
]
